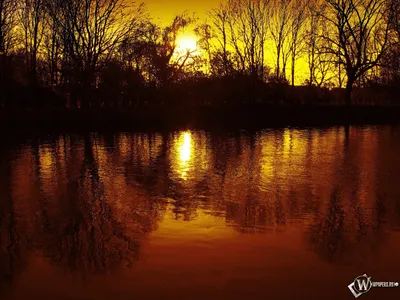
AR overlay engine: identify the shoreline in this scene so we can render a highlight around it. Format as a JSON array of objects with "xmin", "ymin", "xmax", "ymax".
[{"xmin": 1, "ymin": 104, "xmax": 400, "ymax": 132}]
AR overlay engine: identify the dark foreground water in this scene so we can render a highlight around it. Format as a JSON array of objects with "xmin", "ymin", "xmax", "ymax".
[{"xmin": 1, "ymin": 125, "xmax": 400, "ymax": 300}]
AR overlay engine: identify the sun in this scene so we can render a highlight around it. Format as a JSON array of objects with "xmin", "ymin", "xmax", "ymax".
[{"xmin": 176, "ymin": 33, "xmax": 198, "ymax": 54}]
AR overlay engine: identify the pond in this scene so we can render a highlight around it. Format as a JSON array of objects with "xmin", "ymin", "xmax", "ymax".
[{"xmin": 1, "ymin": 125, "xmax": 400, "ymax": 299}]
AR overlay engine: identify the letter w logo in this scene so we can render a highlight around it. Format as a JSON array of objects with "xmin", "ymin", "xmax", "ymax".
[{"xmin": 357, "ymin": 279, "xmax": 370, "ymax": 291}]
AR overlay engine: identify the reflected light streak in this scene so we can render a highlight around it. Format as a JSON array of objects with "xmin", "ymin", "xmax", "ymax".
[
  {"xmin": 38, "ymin": 146, "xmax": 57, "ymax": 198},
  {"xmin": 39, "ymin": 147, "xmax": 54, "ymax": 176},
  {"xmin": 177, "ymin": 131, "xmax": 193, "ymax": 180}
]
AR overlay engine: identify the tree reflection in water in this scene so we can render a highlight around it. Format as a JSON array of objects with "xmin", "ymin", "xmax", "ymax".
[
  {"xmin": 0, "ymin": 126, "xmax": 399, "ymax": 292},
  {"xmin": 0, "ymin": 133, "xmax": 161, "ymax": 287},
  {"xmin": 43, "ymin": 135, "xmax": 138, "ymax": 274},
  {"xmin": 0, "ymin": 150, "xmax": 26, "ymax": 295},
  {"xmin": 307, "ymin": 189, "xmax": 346, "ymax": 263}
]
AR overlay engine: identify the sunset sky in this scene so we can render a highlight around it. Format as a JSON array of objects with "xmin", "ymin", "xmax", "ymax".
[
  {"xmin": 143, "ymin": 0, "xmax": 311, "ymax": 84},
  {"xmin": 145, "ymin": 0, "xmax": 217, "ymax": 24}
]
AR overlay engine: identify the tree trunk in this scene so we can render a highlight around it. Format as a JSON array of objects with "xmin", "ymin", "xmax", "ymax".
[
  {"xmin": 345, "ymin": 79, "xmax": 354, "ymax": 106},
  {"xmin": 276, "ymin": 47, "xmax": 280, "ymax": 78},
  {"xmin": 291, "ymin": 54, "xmax": 295, "ymax": 86},
  {"xmin": 344, "ymin": 83, "xmax": 353, "ymax": 105},
  {"xmin": 345, "ymin": 71, "xmax": 357, "ymax": 105},
  {"xmin": 0, "ymin": 53, "xmax": 5, "ymax": 109},
  {"xmin": 29, "ymin": 53, "xmax": 39, "ymax": 109},
  {"xmin": 309, "ymin": 46, "xmax": 315, "ymax": 86}
]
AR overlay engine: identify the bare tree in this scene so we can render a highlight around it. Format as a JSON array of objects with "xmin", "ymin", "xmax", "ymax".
[
  {"xmin": 390, "ymin": 0, "xmax": 400, "ymax": 40},
  {"xmin": 305, "ymin": 0, "xmax": 320, "ymax": 86},
  {"xmin": 116, "ymin": 13, "xmax": 198, "ymax": 89},
  {"xmin": 305, "ymin": 0, "xmax": 332, "ymax": 87},
  {"xmin": 19, "ymin": 0, "xmax": 46, "ymax": 86},
  {"xmin": 269, "ymin": 0, "xmax": 292, "ymax": 79},
  {"xmin": 288, "ymin": 0, "xmax": 307, "ymax": 86},
  {"xmin": 304, "ymin": 2, "xmax": 337, "ymax": 87},
  {"xmin": 41, "ymin": 2, "xmax": 62, "ymax": 88},
  {"xmin": 145, "ymin": 14, "xmax": 195, "ymax": 86},
  {"xmin": 208, "ymin": 0, "xmax": 269, "ymax": 80},
  {"xmin": 118, "ymin": 21, "xmax": 156, "ymax": 80},
  {"xmin": 47, "ymin": 0, "xmax": 144, "ymax": 107},
  {"xmin": 313, "ymin": 47, "xmax": 336, "ymax": 87},
  {"xmin": 195, "ymin": 23, "xmax": 214, "ymax": 74},
  {"xmin": 320, "ymin": 0, "xmax": 394, "ymax": 105},
  {"xmin": 229, "ymin": 0, "xmax": 269, "ymax": 78},
  {"xmin": 0, "ymin": 0, "xmax": 17, "ymax": 107},
  {"xmin": 209, "ymin": 2, "xmax": 231, "ymax": 76},
  {"xmin": 0, "ymin": 0, "xmax": 17, "ymax": 54},
  {"xmin": 379, "ymin": 0, "xmax": 400, "ymax": 84}
]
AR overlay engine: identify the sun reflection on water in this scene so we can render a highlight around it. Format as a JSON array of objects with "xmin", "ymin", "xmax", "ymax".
[
  {"xmin": 180, "ymin": 132, "xmax": 192, "ymax": 162},
  {"xmin": 177, "ymin": 131, "xmax": 193, "ymax": 180}
]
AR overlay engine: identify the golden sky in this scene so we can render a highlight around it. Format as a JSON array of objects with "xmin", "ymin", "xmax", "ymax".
[
  {"xmin": 143, "ymin": 0, "xmax": 312, "ymax": 85},
  {"xmin": 145, "ymin": 0, "xmax": 217, "ymax": 24}
]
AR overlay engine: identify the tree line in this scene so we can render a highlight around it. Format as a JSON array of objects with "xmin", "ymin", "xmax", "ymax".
[
  {"xmin": 201, "ymin": 0, "xmax": 400, "ymax": 104},
  {"xmin": 0, "ymin": 0, "xmax": 399, "ymax": 110}
]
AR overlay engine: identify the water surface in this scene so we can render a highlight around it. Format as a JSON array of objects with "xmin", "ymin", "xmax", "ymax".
[{"xmin": 1, "ymin": 125, "xmax": 400, "ymax": 299}]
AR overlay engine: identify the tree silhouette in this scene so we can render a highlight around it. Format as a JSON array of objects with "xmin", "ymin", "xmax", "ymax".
[
  {"xmin": 194, "ymin": 23, "xmax": 214, "ymax": 74},
  {"xmin": 0, "ymin": 0, "xmax": 397, "ymax": 109},
  {"xmin": 42, "ymin": 3, "xmax": 62, "ymax": 88},
  {"xmin": 269, "ymin": 0, "xmax": 292, "ymax": 79},
  {"xmin": 208, "ymin": 2, "xmax": 231, "ymax": 76},
  {"xmin": 319, "ymin": 0, "xmax": 394, "ymax": 105},
  {"xmin": 0, "ymin": 0, "xmax": 17, "ymax": 54},
  {"xmin": 379, "ymin": 0, "xmax": 400, "ymax": 85},
  {"xmin": 288, "ymin": 0, "xmax": 307, "ymax": 86},
  {"xmin": 0, "ymin": 0, "xmax": 18, "ymax": 108},
  {"xmin": 46, "ymin": 0, "xmax": 144, "ymax": 108},
  {"xmin": 19, "ymin": 0, "xmax": 46, "ymax": 87},
  {"xmin": 150, "ymin": 14, "xmax": 195, "ymax": 87}
]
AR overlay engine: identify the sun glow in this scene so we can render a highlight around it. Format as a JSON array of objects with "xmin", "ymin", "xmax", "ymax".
[{"xmin": 175, "ymin": 34, "xmax": 198, "ymax": 55}]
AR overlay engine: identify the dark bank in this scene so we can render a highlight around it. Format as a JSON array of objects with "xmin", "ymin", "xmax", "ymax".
[
  {"xmin": 2, "ymin": 103, "xmax": 400, "ymax": 132},
  {"xmin": 1, "ymin": 79, "xmax": 400, "ymax": 132}
]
